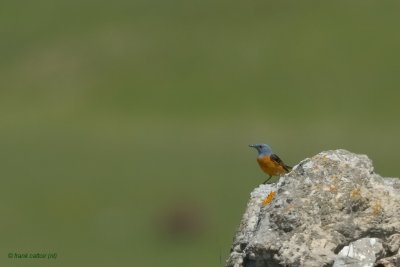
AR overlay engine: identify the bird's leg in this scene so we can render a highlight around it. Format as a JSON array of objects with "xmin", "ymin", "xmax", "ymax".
[{"xmin": 263, "ymin": 176, "xmax": 272, "ymax": 184}]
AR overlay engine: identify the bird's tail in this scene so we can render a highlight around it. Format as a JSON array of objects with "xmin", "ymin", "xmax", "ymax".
[{"xmin": 283, "ymin": 164, "xmax": 292, "ymax": 172}]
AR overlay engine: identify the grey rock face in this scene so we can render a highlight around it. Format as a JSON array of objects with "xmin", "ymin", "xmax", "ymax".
[
  {"xmin": 226, "ymin": 150, "xmax": 400, "ymax": 267},
  {"xmin": 375, "ymin": 252, "xmax": 400, "ymax": 267}
]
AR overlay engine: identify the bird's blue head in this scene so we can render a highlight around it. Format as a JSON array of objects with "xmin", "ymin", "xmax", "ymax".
[{"xmin": 249, "ymin": 144, "xmax": 273, "ymax": 156}]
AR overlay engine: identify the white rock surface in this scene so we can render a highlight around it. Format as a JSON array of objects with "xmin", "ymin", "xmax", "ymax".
[{"xmin": 333, "ymin": 238, "xmax": 384, "ymax": 267}]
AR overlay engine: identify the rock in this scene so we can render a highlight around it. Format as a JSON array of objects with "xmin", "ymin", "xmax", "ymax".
[
  {"xmin": 374, "ymin": 252, "xmax": 400, "ymax": 267},
  {"xmin": 333, "ymin": 238, "xmax": 384, "ymax": 267},
  {"xmin": 384, "ymin": 234, "xmax": 400, "ymax": 254},
  {"xmin": 226, "ymin": 149, "xmax": 400, "ymax": 267}
]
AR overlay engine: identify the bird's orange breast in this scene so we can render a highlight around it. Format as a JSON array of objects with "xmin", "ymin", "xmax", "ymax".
[{"xmin": 257, "ymin": 156, "xmax": 287, "ymax": 176}]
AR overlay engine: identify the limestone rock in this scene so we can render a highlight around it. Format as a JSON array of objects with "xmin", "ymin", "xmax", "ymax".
[
  {"xmin": 384, "ymin": 233, "xmax": 400, "ymax": 254},
  {"xmin": 226, "ymin": 149, "xmax": 400, "ymax": 267},
  {"xmin": 375, "ymin": 253, "xmax": 400, "ymax": 267},
  {"xmin": 333, "ymin": 237, "xmax": 384, "ymax": 267}
]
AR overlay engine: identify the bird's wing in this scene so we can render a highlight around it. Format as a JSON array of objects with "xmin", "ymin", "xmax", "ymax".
[{"xmin": 270, "ymin": 154, "xmax": 291, "ymax": 172}]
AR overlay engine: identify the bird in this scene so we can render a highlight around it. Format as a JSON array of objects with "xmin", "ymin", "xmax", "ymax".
[{"xmin": 249, "ymin": 144, "xmax": 291, "ymax": 184}]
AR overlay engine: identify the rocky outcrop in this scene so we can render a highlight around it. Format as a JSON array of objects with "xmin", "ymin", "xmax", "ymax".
[{"xmin": 226, "ymin": 150, "xmax": 400, "ymax": 267}]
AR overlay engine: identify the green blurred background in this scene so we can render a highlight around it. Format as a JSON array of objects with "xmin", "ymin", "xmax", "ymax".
[{"xmin": 1, "ymin": 1, "xmax": 400, "ymax": 266}]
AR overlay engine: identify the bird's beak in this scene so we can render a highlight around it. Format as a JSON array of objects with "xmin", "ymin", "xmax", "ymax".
[{"xmin": 249, "ymin": 144, "xmax": 256, "ymax": 148}]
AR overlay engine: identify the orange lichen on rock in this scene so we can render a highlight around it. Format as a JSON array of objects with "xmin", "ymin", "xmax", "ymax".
[
  {"xmin": 350, "ymin": 187, "xmax": 362, "ymax": 199},
  {"xmin": 329, "ymin": 184, "xmax": 337, "ymax": 193},
  {"xmin": 262, "ymin": 191, "xmax": 276, "ymax": 206},
  {"xmin": 371, "ymin": 200, "xmax": 383, "ymax": 216}
]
